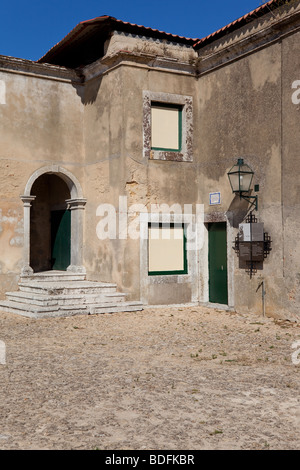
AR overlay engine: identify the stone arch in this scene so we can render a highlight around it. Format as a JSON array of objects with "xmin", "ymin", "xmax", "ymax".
[
  {"xmin": 23, "ymin": 164, "xmax": 84, "ymax": 200},
  {"xmin": 20, "ymin": 165, "xmax": 86, "ymax": 276}
]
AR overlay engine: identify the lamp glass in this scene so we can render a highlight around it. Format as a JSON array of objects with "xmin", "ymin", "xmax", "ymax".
[{"xmin": 228, "ymin": 159, "xmax": 254, "ymax": 193}]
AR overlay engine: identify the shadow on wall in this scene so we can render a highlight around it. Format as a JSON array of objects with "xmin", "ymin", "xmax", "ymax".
[
  {"xmin": 72, "ymin": 76, "xmax": 102, "ymax": 105},
  {"xmin": 226, "ymin": 193, "xmax": 253, "ymax": 228}
]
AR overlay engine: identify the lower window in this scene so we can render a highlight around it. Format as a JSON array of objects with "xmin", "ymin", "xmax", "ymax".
[{"xmin": 148, "ymin": 223, "xmax": 188, "ymax": 275}]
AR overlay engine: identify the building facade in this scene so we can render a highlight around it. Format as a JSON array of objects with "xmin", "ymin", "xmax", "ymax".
[{"xmin": 0, "ymin": 0, "xmax": 299, "ymax": 319}]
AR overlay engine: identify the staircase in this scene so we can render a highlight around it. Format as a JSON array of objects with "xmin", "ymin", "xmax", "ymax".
[{"xmin": 0, "ymin": 271, "xmax": 143, "ymax": 318}]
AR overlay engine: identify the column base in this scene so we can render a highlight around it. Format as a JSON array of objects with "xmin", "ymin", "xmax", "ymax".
[
  {"xmin": 20, "ymin": 265, "xmax": 34, "ymax": 276},
  {"xmin": 67, "ymin": 265, "xmax": 86, "ymax": 274}
]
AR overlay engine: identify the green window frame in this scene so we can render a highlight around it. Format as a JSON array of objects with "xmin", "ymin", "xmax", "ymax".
[
  {"xmin": 148, "ymin": 223, "xmax": 188, "ymax": 276},
  {"xmin": 150, "ymin": 102, "xmax": 183, "ymax": 152}
]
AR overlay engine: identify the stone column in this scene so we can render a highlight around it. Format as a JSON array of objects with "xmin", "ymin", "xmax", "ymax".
[
  {"xmin": 20, "ymin": 195, "xmax": 36, "ymax": 276},
  {"xmin": 66, "ymin": 198, "xmax": 87, "ymax": 274}
]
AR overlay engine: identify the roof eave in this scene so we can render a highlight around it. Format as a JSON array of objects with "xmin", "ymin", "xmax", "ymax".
[
  {"xmin": 193, "ymin": 0, "xmax": 289, "ymax": 49},
  {"xmin": 38, "ymin": 15, "xmax": 198, "ymax": 66}
]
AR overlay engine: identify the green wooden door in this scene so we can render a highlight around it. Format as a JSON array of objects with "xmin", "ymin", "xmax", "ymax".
[
  {"xmin": 208, "ymin": 222, "xmax": 228, "ymax": 305},
  {"xmin": 51, "ymin": 210, "xmax": 71, "ymax": 271}
]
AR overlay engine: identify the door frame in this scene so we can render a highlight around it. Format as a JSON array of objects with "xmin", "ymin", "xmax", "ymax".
[
  {"xmin": 20, "ymin": 165, "xmax": 87, "ymax": 276},
  {"xmin": 208, "ymin": 221, "xmax": 228, "ymax": 305},
  {"xmin": 198, "ymin": 211, "xmax": 235, "ymax": 308},
  {"xmin": 51, "ymin": 208, "xmax": 71, "ymax": 271}
]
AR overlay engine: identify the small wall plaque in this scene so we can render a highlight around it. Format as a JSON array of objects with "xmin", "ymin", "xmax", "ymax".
[
  {"xmin": 209, "ymin": 192, "xmax": 221, "ymax": 205},
  {"xmin": 239, "ymin": 224, "xmax": 251, "ymax": 242},
  {"xmin": 239, "ymin": 222, "xmax": 264, "ymax": 242},
  {"xmin": 251, "ymin": 223, "xmax": 264, "ymax": 242},
  {"xmin": 239, "ymin": 242, "xmax": 252, "ymax": 261}
]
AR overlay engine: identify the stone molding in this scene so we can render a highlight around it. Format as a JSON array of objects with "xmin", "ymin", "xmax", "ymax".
[
  {"xmin": 196, "ymin": 3, "xmax": 300, "ymax": 76},
  {"xmin": 82, "ymin": 49, "xmax": 196, "ymax": 83},
  {"xmin": 142, "ymin": 91, "xmax": 193, "ymax": 162},
  {"xmin": 23, "ymin": 165, "xmax": 84, "ymax": 200},
  {"xmin": 0, "ymin": 55, "xmax": 82, "ymax": 83},
  {"xmin": 1, "ymin": 4, "xmax": 299, "ymax": 84}
]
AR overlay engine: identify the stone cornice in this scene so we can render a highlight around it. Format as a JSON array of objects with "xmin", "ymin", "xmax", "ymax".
[
  {"xmin": 1, "ymin": 3, "xmax": 299, "ymax": 84},
  {"xmin": 78, "ymin": 5, "xmax": 300, "ymax": 82},
  {"xmin": 0, "ymin": 55, "xmax": 82, "ymax": 83},
  {"xmin": 196, "ymin": 4, "xmax": 300, "ymax": 76},
  {"xmin": 82, "ymin": 50, "xmax": 196, "ymax": 82}
]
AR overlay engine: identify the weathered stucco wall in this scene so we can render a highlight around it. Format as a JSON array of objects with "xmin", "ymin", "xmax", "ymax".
[
  {"xmin": 194, "ymin": 26, "xmax": 299, "ymax": 320},
  {"xmin": 121, "ymin": 67, "xmax": 197, "ymax": 304},
  {"xmin": 281, "ymin": 30, "xmax": 300, "ymax": 317},
  {"xmin": 0, "ymin": 4, "xmax": 299, "ymax": 320},
  {"xmin": 82, "ymin": 67, "xmax": 125, "ymax": 287},
  {"xmin": 79, "ymin": 59, "xmax": 199, "ymax": 303},
  {"xmin": 0, "ymin": 65, "xmax": 84, "ymax": 297},
  {"xmin": 196, "ymin": 42, "xmax": 283, "ymax": 316},
  {"xmin": 80, "ymin": 15, "xmax": 299, "ymax": 317}
]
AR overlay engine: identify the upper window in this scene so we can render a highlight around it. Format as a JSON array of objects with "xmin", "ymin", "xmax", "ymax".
[
  {"xmin": 151, "ymin": 102, "xmax": 182, "ymax": 152},
  {"xmin": 143, "ymin": 91, "xmax": 193, "ymax": 162}
]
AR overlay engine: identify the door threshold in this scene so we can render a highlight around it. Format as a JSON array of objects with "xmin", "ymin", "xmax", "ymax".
[
  {"xmin": 32, "ymin": 270, "xmax": 67, "ymax": 275},
  {"xmin": 200, "ymin": 301, "xmax": 234, "ymax": 311}
]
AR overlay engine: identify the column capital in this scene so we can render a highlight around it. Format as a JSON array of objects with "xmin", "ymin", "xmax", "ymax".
[
  {"xmin": 66, "ymin": 198, "xmax": 87, "ymax": 210},
  {"xmin": 20, "ymin": 195, "xmax": 36, "ymax": 207}
]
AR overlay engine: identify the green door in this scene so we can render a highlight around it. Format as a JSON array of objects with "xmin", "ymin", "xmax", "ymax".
[
  {"xmin": 208, "ymin": 222, "xmax": 228, "ymax": 305},
  {"xmin": 51, "ymin": 210, "xmax": 71, "ymax": 271}
]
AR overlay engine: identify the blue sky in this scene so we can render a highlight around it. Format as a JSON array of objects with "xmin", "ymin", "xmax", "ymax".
[{"xmin": 1, "ymin": 0, "xmax": 267, "ymax": 61}]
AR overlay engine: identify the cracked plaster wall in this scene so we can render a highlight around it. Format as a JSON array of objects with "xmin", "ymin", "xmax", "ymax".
[{"xmin": 0, "ymin": 12, "xmax": 299, "ymax": 318}]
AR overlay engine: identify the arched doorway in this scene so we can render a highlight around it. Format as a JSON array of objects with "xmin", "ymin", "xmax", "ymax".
[
  {"xmin": 30, "ymin": 174, "xmax": 71, "ymax": 272},
  {"xmin": 20, "ymin": 165, "xmax": 86, "ymax": 276}
]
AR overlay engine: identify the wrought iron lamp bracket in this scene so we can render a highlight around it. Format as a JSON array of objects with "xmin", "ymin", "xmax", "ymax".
[{"xmin": 239, "ymin": 193, "xmax": 258, "ymax": 211}]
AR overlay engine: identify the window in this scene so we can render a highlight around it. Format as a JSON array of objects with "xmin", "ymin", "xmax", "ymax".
[
  {"xmin": 151, "ymin": 102, "xmax": 182, "ymax": 152},
  {"xmin": 143, "ymin": 91, "xmax": 193, "ymax": 162},
  {"xmin": 148, "ymin": 223, "xmax": 188, "ymax": 275}
]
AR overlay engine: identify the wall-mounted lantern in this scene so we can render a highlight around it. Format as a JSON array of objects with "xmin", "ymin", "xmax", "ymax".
[
  {"xmin": 227, "ymin": 158, "xmax": 258, "ymax": 210},
  {"xmin": 233, "ymin": 212, "xmax": 272, "ymax": 278}
]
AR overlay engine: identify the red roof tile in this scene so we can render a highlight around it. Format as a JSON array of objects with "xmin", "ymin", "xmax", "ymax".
[
  {"xmin": 38, "ymin": 1, "xmax": 291, "ymax": 66},
  {"xmin": 38, "ymin": 15, "xmax": 197, "ymax": 66},
  {"xmin": 81, "ymin": 16, "xmax": 197, "ymax": 42},
  {"xmin": 194, "ymin": 0, "xmax": 284, "ymax": 48}
]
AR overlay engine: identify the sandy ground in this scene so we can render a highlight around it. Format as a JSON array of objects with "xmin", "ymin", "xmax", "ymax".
[{"xmin": 0, "ymin": 304, "xmax": 299, "ymax": 450}]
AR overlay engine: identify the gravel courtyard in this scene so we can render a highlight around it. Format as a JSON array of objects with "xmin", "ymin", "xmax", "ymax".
[{"xmin": 0, "ymin": 305, "xmax": 299, "ymax": 450}]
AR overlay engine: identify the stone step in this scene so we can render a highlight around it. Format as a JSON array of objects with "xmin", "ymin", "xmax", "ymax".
[
  {"xmin": 5, "ymin": 290, "xmax": 127, "ymax": 307},
  {"xmin": 0, "ymin": 300, "xmax": 64, "ymax": 315},
  {"xmin": 20, "ymin": 270, "xmax": 86, "ymax": 282},
  {"xmin": 18, "ymin": 280, "xmax": 118, "ymax": 295},
  {"xmin": 0, "ymin": 271, "xmax": 143, "ymax": 318},
  {"xmin": 0, "ymin": 299, "xmax": 143, "ymax": 318},
  {"xmin": 89, "ymin": 302, "xmax": 143, "ymax": 315}
]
